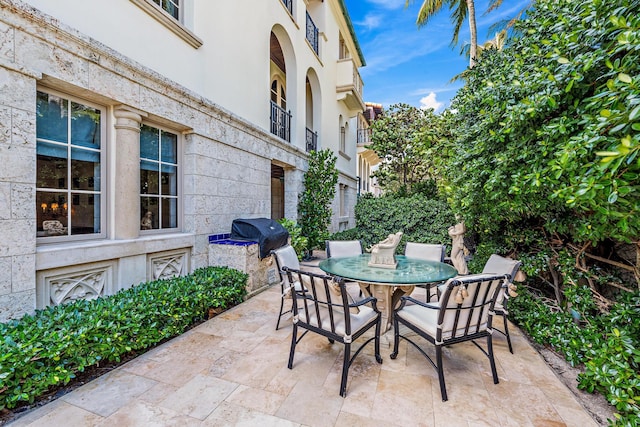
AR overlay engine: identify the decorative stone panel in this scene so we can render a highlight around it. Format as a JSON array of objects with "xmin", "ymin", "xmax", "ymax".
[
  {"xmin": 148, "ymin": 249, "xmax": 189, "ymax": 281},
  {"xmin": 37, "ymin": 262, "xmax": 115, "ymax": 309}
]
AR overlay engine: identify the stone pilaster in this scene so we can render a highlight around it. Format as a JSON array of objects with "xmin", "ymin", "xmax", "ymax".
[{"xmin": 113, "ymin": 107, "xmax": 144, "ymax": 239}]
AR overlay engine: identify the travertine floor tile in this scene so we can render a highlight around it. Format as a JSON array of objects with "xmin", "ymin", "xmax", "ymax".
[
  {"xmin": 158, "ymin": 374, "xmax": 238, "ymax": 420},
  {"xmin": 7, "ymin": 256, "xmax": 604, "ymax": 427},
  {"xmin": 275, "ymin": 381, "xmax": 345, "ymax": 427},
  {"xmin": 204, "ymin": 401, "xmax": 300, "ymax": 426},
  {"xmin": 98, "ymin": 400, "xmax": 201, "ymax": 427},
  {"xmin": 61, "ymin": 369, "xmax": 158, "ymax": 417}
]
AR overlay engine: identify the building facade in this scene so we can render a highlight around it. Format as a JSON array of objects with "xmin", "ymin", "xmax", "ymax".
[
  {"xmin": 0, "ymin": 0, "xmax": 366, "ymax": 321},
  {"xmin": 357, "ymin": 102, "xmax": 382, "ymax": 196}
]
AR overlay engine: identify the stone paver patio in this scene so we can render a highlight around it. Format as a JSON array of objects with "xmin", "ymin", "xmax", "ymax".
[{"xmin": 7, "ymin": 256, "xmax": 601, "ymax": 427}]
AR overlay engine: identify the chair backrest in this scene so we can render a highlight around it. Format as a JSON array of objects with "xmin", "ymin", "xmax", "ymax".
[
  {"xmin": 436, "ymin": 273, "xmax": 507, "ymax": 342},
  {"xmin": 283, "ymin": 267, "xmax": 354, "ymax": 336},
  {"xmin": 404, "ymin": 242, "xmax": 446, "ymax": 263},
  {"xmin": 326, "ymin": 240, "xmax": 363, "ymax": 258},
  {"xmin": 481, "ymin": 254, "xmax": 522, "ymax": 304},
  {"xmin": 272, "ymin": 245, "xmax": 300, "ymax": 284},
  {"xmin": 481, "ymin": 254, "xmax": 521, "ymax": 281}
]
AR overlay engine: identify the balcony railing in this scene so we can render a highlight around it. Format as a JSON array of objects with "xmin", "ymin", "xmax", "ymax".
[
  {"xmin": 306, "ymin": 12, "xmax": 319, "ymax": 55},
  {"xmin": 270, "ymin": 101, "xmax": 291, "ymax": 142},
  {"xmin": 336, "ymin": 59, "xmax": 364, "ymax": 111},
  {"xmin": 281, "ymin": 0, "xmax": 293, "ymax": 15},
  {"xmin": 306, "ymin": 127, "xmax": 318, "ymax": 152},
  {"xmin": 357, "ymin": 128, "xmax": 372, "ymax": 144}
]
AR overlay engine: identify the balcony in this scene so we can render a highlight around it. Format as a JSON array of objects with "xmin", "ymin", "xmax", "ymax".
[
  {"xmin": 357, "ymin": 128, "xmax": 372, "ymax": 145},
  {"xmin": 305, "ymin": 128, "xmax": 318, "ymax": 152},
  {"xmin": 270, "ymin": 101, "xmax": 291, "ymax": 142},
  {"xmin": 281, "ymin": 0, "xmax": 293, "ymax": 15},
  {"xmin": 306, "ymin": 12, "xmax": 319, "ymax": 55},
  {"xmin": 336, "ymin": 58, "xmax": 365, "ymax": 112}
]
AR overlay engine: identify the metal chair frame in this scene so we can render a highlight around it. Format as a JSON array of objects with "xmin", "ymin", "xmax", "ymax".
[
  {"xmin": 283, "ymin": 266, "xmax": 383, "ymax": 397},
  {"xmin": 390, "ymin": 273, "xmax": 508, "ymax": 401},
  {"xmin": 404, "ymin": 242, "xmax": 447, "ymax": 302},
  {"xmin": 481, "ymin": 255, "xmax": 522, "ymax": 353},
  {"xmin": 271, "ymin": 244, "xmax": 301, "ymax": 330}
]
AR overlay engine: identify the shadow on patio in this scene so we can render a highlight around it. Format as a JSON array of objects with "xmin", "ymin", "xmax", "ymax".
[{"xmin": 8, "ymin": 255, "xmax": 602, "ymax": 427}]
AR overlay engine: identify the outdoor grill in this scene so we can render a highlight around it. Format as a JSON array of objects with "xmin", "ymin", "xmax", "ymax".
[{"xmin": 230, "ymin": 218, "xmax": 289, "ymax": 259}]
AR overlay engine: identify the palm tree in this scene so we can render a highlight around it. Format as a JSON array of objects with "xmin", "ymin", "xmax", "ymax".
[
  {"xmin": 460, "ymin": 28, "xmax": 507, "ymax": 59},
  {"xmin": 406, "ymin": 0, "xmax": 479, "ymax": 67}
]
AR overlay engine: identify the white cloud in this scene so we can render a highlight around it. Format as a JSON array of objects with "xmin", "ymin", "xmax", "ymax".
[
  {"xmin": 419, "ymin": 92, "xmax": 443, "ymax": 112},
  {"xmin": 356, "ymin": 13, "xmax": 382, "ymax": 30}
]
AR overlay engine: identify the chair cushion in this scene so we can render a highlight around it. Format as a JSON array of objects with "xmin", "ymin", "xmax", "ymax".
[
  {"xmin": 297, "ymin": 305, "xmax": 377, "ymax": 337},
  {"xmin": 397, "ymin": 303, "xmax": 488, "ymax": 340},
  {"xmin": 327, "ymin": 240, "xmax": 362, "ymax": 258}
]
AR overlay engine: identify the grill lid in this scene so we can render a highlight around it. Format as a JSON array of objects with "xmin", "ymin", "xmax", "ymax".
[{"xmin": 231, "ymin": 218, "xmax": 289, "ymax": 259}]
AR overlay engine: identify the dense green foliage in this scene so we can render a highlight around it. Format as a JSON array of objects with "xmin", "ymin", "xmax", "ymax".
[
  {"xmin": 298, "ymin": 149, "xmax": 339, "ymax": 253},
  {"xmin": 370, "ymin": 104, "xmax": 449, "ymax": 195},
  {"xmin": 511, "ymin": 288, "xmax": 640, "ymax": 425},
  {"xmin": 0, "ymin": 267, "xmax": 247, "ymax": 410},
  {"xmin": 277, "ymin": 218, "xmax": 308, "ymax": 260},
  {"xmin": 362, "ymin": 1, "xmax": 640, "ymax": 423},
  {"xmin": 433, "ymin": 1, "xmax": 640, "ymax": 423},
  {"xmin": 330, "ymin": 193, "xmax": 456, "ymax": 253},
  {"xmin": 444, "ymin": 0, "xmax": 640, "ymax": 244}
]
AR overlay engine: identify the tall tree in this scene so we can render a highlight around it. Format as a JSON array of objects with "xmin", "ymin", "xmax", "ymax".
[
  {"xmin": 369, "ymin": 103, "xmax": 445, "ymax": 195},
  {"xmin": 297, "ymin": 149, "xmax": 339, "ymax": 254},
  {"xmin": 406, "ymin": 0, "xmax": 479, "ymax": 67}
]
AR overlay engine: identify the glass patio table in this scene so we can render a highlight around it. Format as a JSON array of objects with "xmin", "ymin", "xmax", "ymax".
[{"xmin": 319, "ymin": 254, "xmax": 458, "ymax": 331}]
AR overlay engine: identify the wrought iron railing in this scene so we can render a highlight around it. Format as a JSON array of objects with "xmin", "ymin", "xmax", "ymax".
[
  {"xmin": 270, "ymin": 101, "xmax": 291, "ymax": 142},
  {"xmin": 281, "ymin": 0, "xmax": 293, "ymax": 15},
  {"xmin": 357, "ymin": 128, "xmax": 372, "ymax": 144},
  {"xmin": 306, "ymin": 12, "xmax": 319, "ymax": 55},
  {"xmin": 306, "ymin": 127, "xmax": 318, "ymax": 152}
]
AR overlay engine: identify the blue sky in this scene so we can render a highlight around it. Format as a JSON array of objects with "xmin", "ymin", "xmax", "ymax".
[{"xmin": 344, "ymin": 0, "xmax": 530, "ymax": 112}]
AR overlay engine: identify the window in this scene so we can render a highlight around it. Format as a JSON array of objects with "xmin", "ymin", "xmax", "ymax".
[
  {"xmin": 271, "ymin": 78, "xmax": 286, "ymax": 110},
  {"xmin": 339, "ymin": 184, "xmax": 346, "ymax": 217},
  {"xmin": 270, "ymin": 77, "xmax": 291, "ymax": 142},
  {"xmin": 140, "ymin": 124, "xmax": 179, "ymax": 231},
  {"xmin": 340, "ymin": 126, "xmax": 346, "ymax": 153},
  {"xmin": 36, "ymin": 91, "xmax": 103, "ymax": 239},
  {"xmin": 153, "ymin": 0, "xmax": 179, "ymax": 20},
  {"xmin": 339, "ymin": 35, "xmax": 349, "ymax": 60},
  {"xmin": 129, "ymin": 0, "xmax": 202, "ymax": 48}
]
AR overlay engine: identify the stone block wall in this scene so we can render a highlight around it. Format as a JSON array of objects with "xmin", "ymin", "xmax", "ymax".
[
  {"xmin": 0, "ymin": 2, "xmax": 318, "ymax": 321},
  {"xmin": 208, "ymin": 234, "xmax": 280, "ymax": 297}
]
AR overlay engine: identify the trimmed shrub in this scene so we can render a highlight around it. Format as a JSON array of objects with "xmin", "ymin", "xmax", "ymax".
[
  {"xmin": 0, "ymin": 266, "xmax": 247, "ymax": 410},
  {"xmin": 330, "ymin": 193, "xmax": 456, "ymax": 253}
]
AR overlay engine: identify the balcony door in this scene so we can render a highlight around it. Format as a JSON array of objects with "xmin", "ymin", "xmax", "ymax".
[{"xmin": 271, "ymin": 164, "xmax": 285, "ymax": 220}]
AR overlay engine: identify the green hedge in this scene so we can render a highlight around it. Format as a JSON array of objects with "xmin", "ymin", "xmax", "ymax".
[
  {"xmin": 330, "ymin": 193, "xmax": 456, "ymax": 252},
  {"xmin": 0, "ymin": 266, "xmax": 247, "ymax": 410},
  {"xmin": 511, "ymin": 288, "xmax": 640, "ymax": 425}
]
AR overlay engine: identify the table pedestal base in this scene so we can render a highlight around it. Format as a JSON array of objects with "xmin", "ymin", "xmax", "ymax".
[{"xmin": 358, "ymin": 282, "xmax": 415, "ymax": 332}]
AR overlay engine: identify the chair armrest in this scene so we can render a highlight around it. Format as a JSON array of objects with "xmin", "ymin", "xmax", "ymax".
[
  {"xmin": 350, "ymin": 296, "xmax": 380, "ymax": 313},
  {"xmin": 397, "ymin": 295, "xmax": 440, "ymax": 311}
]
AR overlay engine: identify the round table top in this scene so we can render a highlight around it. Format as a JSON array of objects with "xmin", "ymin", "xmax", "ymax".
[{"xmin": 319, "ymin": 254, "xmax": 458, "ymax": 285}]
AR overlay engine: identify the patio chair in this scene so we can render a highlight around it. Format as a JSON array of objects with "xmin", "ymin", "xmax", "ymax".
[
  {"xmin": 326, "ymin": 239, "xmax": 364, "ymax": 298},
  {"xmin": 283, "ymin": 266, "xmax": 382, "ymax": 397},
  {"xmin": 481, "ymin": 254, "xmax": 522, "ymax": 353},
  {"xmin": 272, "ymin": 244, "xmax": 304, "ymax": 330},
  {"xmin": 390, "ymin": 273, "xmax": 509, "ymax": 401},
  {"xmin": 325, "ymin": 239, "xmax": 363, "ymax": 258},
  {"xmin": 404, "ymin": 242, "xmax": 447, "ymax": 302}
]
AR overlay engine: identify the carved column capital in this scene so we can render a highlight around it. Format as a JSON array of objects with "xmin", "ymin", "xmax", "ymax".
[{"xmin": 114, "ymin": 107, "xmax": 144, "ymax": 131}]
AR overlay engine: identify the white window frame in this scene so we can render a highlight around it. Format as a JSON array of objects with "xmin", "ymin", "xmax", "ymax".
[
  {"xmin": 36, "ymin": 88, "xmax": 107, "ymax": 244},
  {"xmin": 139, "ymin": 122, "xmax": 181, "ymax": 233},
  {"xmin": 130, "ymin": 0, "xmax": 203, "ymax": 48}
]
